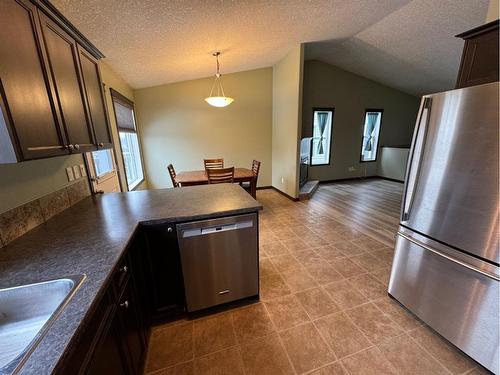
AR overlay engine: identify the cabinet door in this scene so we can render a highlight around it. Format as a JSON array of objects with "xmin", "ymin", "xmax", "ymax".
[
  {"xmin": 456, "ymin": 25, "xmax": 499, "ymax": 88},
  {"xmin": 38, "ymin": 12, "xmax": 95, "ymax": 153},
  {"xmin": 143, "ymin": 224, "xmax": 186, "ymax": 321},
  {"xmin": 86, "ymin": 308, "xmax": 129, "ymax": 375},
  {"xmin": 77, "ymin": 46, "xmax": 113, "ymax": 149},
  {"xmin": 117, "ymin": 279, "xmax": 147, "ymax": 374},
  {"xmin": 0, "ymin": 0, "xmax": 67, "ymax": 160}
]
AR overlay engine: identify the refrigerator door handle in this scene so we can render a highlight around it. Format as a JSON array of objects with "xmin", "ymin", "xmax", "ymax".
[
  {"xmin": 402, "ymin": 97, "xmax": 432, "ymax": 222},
  {"xmin": 397, "ymin": 231, "xmax": 500, "ymax": 281}
]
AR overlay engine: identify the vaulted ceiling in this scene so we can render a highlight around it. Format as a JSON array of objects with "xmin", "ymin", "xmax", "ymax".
[
  {"xmin": 305, "ymin": 0, "xmax": 489, "ymax": 95},
  {"xmin": 52, "ymin": 0, "xmax": 488, "ymax": 94}
]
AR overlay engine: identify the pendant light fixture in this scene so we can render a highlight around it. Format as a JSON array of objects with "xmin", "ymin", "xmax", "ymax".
[{"xmin": 205, "ymin": 52, "xmax": 234, "ymax": 107}]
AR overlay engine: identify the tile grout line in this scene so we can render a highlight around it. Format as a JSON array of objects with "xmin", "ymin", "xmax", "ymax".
[
  {"xmin": 229, "ymin": 310, "xmax": 248, "ymax": 375},
  {"xmin": 407, "ymin": 331, "xmax": 457, "ymax": 375},
  {"xmin": 261, "ymin": 301, "xmax": 299, "ymax": 375}
]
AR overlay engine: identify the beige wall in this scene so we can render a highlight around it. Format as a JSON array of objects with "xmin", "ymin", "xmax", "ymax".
[
  {"xmin": 301, "ymin": 60, "xmax": 420, "ymax": 181},
  {"xmin": 0, "ymin": 154, "xmax": 85, "ymax": 213},
  {"xmin": 486, "ymin": 0, "xmax": 499, "ymax": 22},
  {"xmin": 272, "ymin": 45, "xmax": 304, "ymax": 198},
  {"xmin": 134, "ymin": 68, "xmax": 273, "ymax": 189}
]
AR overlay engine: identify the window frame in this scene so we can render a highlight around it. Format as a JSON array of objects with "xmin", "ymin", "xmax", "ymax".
[
  {"xmin": 90, "ymin": 148, "xmax": 116, "ymax": 180},
  {"xmin": 359, "ymin": 108, "xmax": 384, "ymax": 163},
  {"xmin": 310, "ymin": 107, "xmax": 335, "ymax": 166},
  {"xmin": 110, "ymin": 88, "xmax": 145, "ymax": 191}
]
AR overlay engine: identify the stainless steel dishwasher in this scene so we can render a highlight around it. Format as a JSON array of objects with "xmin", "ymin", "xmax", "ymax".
[{"xmin": 177, "ymin": 213, "xmax": 259, "ymax": 312}]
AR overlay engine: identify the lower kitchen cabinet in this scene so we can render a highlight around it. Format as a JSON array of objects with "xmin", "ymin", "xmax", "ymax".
[
  {"xmin": 57, "ymin": 224, "xmax": 185, "ymax": 374},
  {"xmin": 86, "ymin": 276, "xmax": 145, "ymax": 375},
  {"xmin": 85, "ymin": 309, "xmax": 129, "ymax": 375},
  {"xmin": 142, "ymin": 223, "xmax": 186, "ymax": 322},
  {"xmin": 116, "ymin": 276, "xmax": 147, "ymax": 375},
  {"xmin": 57, "ymin": 246, "xmax": 148, "ymax": 374}
]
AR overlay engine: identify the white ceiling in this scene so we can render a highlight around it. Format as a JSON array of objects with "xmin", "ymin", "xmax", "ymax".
[
  {"xmin": 51, "ymin": 0, "xmax": 488, "ymax": 94},
  {"xmin": 306, "ymin": 0, "xmax": 489, "ymax": 96}
]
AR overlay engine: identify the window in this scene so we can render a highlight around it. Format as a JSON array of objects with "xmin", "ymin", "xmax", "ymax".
[
  {"xmin": 119, "ymin": 131, "xmax": 143, "ymax": 189},
  {"xmin": 311, "ymin": 108, "xmax": 334, "ymax": 165},
  {"xmin": 360, "ymin": 109, "xmax": 383, "ymax": 162},
  {"xmin": 91, "ymin": 149, "xmax": 114, "ymax": 178},
  {"xmin": 111, "ymin": 89, "xmax": 145, "ymax": 190}
]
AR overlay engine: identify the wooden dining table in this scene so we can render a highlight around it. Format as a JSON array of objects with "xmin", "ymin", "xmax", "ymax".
[{"xmin": 175, "ymin": 168, "xmax": 257, "ymax": 196}]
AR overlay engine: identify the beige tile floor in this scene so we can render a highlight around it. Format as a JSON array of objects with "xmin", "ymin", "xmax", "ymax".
[{"xmin": 144, "ymin": 186, "xmax": 488, "ymax": 375}]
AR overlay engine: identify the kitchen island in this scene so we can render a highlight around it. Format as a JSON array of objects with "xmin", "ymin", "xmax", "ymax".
[{"xmin": 0, "ymin": 184, "xmax": 262, "ymax": 375}]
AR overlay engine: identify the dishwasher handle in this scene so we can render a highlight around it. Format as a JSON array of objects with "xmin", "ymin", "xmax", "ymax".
[{"xmin": 181, "ymin": 220, "xmax": 253, "ymax": 238}]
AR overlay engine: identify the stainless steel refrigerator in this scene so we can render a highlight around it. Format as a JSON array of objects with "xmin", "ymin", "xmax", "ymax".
[{"xmin": 389, "ymin": 81, "xmax": 499, "ymax": 374}]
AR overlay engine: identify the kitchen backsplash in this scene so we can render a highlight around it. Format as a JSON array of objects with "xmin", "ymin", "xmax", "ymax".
[{"xmin": 0, "ymin": 179, "xmax": 91, "ymax": 248}]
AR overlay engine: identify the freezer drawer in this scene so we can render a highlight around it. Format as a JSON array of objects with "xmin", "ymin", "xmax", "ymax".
[
  {"xmin": 177, "ymin": 213, "xmax": 258, "ymax": 312},
  {"xmin": 389, "ymin": 231, "xmax": 499, "ymax": 374}
]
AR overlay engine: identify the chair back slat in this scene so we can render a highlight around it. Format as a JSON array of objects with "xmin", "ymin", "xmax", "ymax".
[
  {"xmin": 204, "ymin": 158, "xmax": 224, "ymax": 170},
  {"xmin": 207, "ymin": 167, "xmax": 234, "ymax": 184},
  {"xmin": 167, "ymin": 163, "xmax": 179, "ymax": 187},
  {"xmin": 251, "ymin": 160, "xmax": 261, "ymax": 177}
]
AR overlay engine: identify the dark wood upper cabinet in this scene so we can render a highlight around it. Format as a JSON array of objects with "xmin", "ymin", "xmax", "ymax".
[
  {"xmin": 0, "ymin": 0, "xmax": 67, "ymax": 162},
  {"xmin": 39, "ymin": 12, "xmax": 95, "ymax": 153},
  {"xmin": 456, "ymin": 19, "xmax": 499, "ymax": 89},
  {"xmin": 77, "ymin": 46, "xmax": 113, "ymax": 149},
  {"xmin": 0, "ymin": 0, "xmax": 112, "ymax": 163}
]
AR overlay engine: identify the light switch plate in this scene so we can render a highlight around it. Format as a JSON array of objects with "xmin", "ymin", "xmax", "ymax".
[
  {"xmin": 79, "ymin": 164, "xmax": 87, "ymax": 177},
  {"xmin": 73, "ymin": 165, "xmax": 81, "ymax": 179},
  {"xmin": 66, "ymin": 167, "xmax": 75, "ymax": 182}
]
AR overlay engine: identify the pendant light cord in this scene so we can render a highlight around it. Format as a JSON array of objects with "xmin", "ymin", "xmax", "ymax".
[{"xmin": 208, "ymin": 52, "xmax": 226, "ymax": 98}]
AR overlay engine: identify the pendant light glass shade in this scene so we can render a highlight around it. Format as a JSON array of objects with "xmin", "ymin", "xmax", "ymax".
[
  {"xmin": 205, "ymin": 96, "xmax": 234, "ymax": 107},
  {"xmin": 205, "ymin": 52, "xmax": 234, "ymax": 107}
]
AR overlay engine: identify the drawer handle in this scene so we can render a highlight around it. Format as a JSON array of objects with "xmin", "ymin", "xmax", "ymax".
[
  {"xmin": 119, "ymin": 265, "xmax": 128, "ymax": 274},
  {"xmin": 398, "ymin": 231, "xmax": 499, "ymax": 281},
  {"xmin": 120, "ymin": 300, "xmax": 129, "ymax": 309},
  {"xmin": 218, "ymin": 290, "xmax": 229, "ymax": 295}
]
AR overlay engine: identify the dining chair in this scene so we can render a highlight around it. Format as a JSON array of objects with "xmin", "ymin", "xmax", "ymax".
[
  {"xmin": 167, "ymin": 163, "xmax": 180, "ymax": 187},
  {"xmin": 204, "ymin": 158, "xmax": 224, "ymax": 170},
  {"xmin": 241, "ymin": 160, "xmax": 261, "ymax": 198},
  {"xmin": 207, "ymin": 167, "xmax": 234, "ymax": 184}
]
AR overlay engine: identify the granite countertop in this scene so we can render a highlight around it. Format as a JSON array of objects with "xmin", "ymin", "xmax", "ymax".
[{"xmin": 0, "ymin": 184, "xmax": 262, "ymax": 375}]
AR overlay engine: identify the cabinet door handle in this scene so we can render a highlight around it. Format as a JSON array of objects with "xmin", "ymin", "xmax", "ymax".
[
  {"xmin": 98, "ymin": 142, "xmax": 104, "ymax": 148},
  {"xmin": 167, "ymin": 227, "xmax": 173, "ymax": 233},
  {"xmin": 119, "ymin": 265, "xmax": 128, "ymax": 274},
  {"xmin": 74, "ymin": 144, "xmax": 80, "ymax": 150},
  {"xmin": 120, "ymin": 300, "xmax": 129, "ymax": 309},
  {"xmin": 66, "ymin": 144, "xmax": 74, "ymax": 150}
]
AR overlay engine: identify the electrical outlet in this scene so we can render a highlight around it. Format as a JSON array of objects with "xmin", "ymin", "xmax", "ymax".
[
  {"xmin": 348, "ymin": 166, "xmax": 356, "ymax": 172},
  {"xmin": 79, "ymin": 164, "xmax": 87, "ymax": 177},
  {"xmin": 73, "ymin": 165, "xmax": 81, "ymax": 179},
  {"xmin": 66, "ymin": 167, "xmax": 75, "ymax": 182}
]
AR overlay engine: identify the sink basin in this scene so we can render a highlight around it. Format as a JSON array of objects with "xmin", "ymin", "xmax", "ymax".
[{"xmin": 0, "ymin": 274, "xmax": 85, "ymax": 375}]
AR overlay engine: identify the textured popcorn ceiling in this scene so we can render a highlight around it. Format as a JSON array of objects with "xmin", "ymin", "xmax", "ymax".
[
  {"xmin": 306, "ymin": 0, "xmax": 489, "ymax": 95},
  {"xmin": 52, "ymin": 0, "xmax": 488, "ymax": 94}
]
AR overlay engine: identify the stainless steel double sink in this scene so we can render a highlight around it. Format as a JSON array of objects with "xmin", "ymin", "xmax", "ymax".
[{"xmin": 0, "ymin": 274, "xmax": 85, "ymax": 375}]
